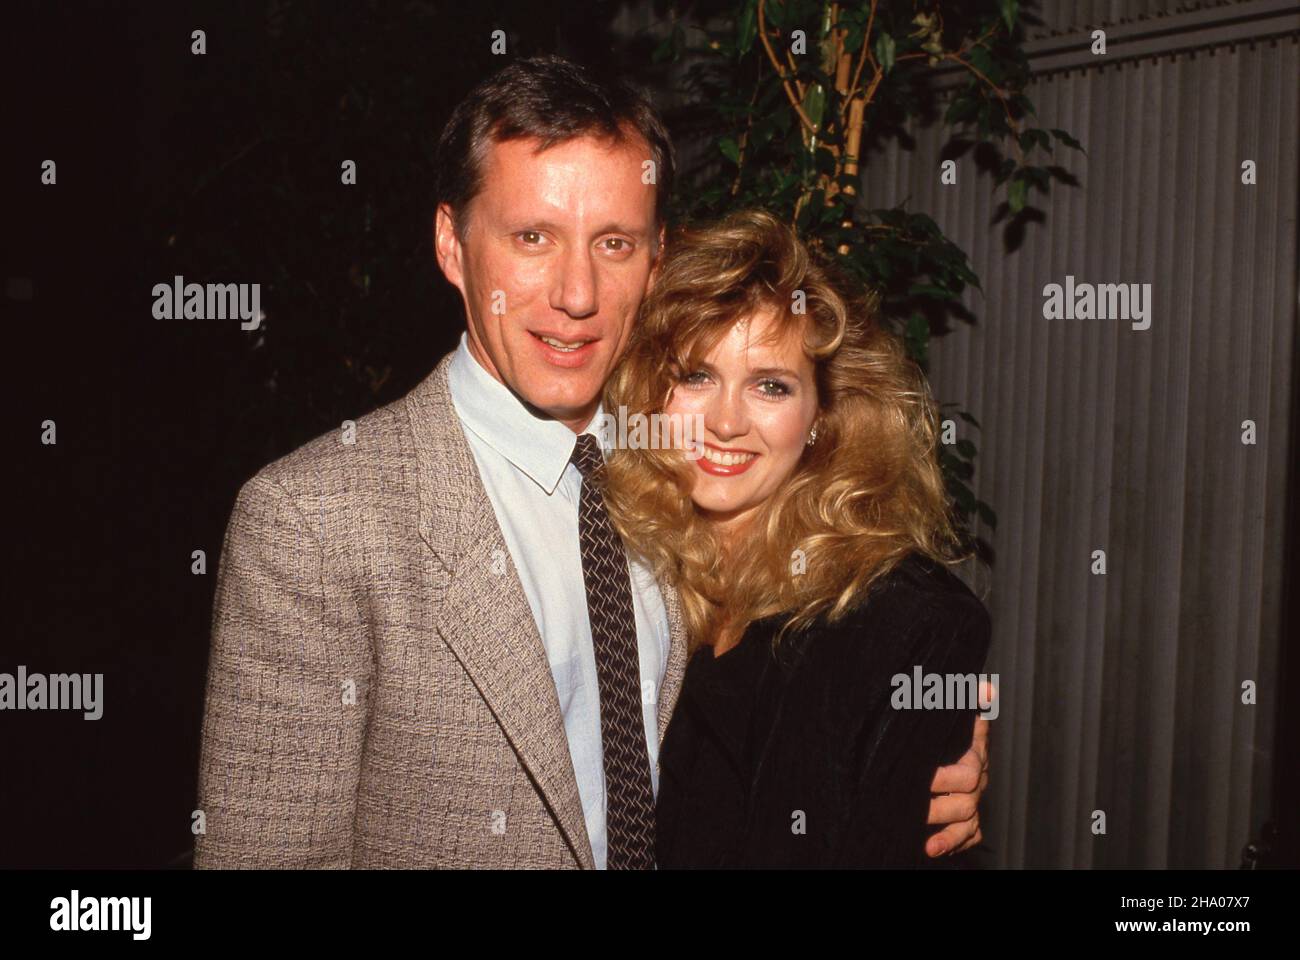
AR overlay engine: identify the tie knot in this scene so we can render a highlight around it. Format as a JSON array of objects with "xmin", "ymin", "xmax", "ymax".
[{"xmin": 570, "ymin": 432, "xmax": 606, "ymax": 480}]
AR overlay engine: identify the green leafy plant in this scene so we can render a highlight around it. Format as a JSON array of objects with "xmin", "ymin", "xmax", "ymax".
[{"xmin": 642, "ymin": 0, "xmax": 1083, "ymax": 564}]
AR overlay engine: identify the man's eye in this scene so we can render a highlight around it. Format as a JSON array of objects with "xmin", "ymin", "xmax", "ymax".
[
  {"xmin": 518, "ymin": 231, "xmax": 544, "ymax": 245},
  {"xmin": 602, "ymin": 238, "xmax": 631, "ymax": 253}
]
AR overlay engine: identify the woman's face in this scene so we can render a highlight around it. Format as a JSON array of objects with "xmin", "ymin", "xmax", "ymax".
[{"xmin": 664, "ymin": 308, "xmax": 820, "ymax": 534}]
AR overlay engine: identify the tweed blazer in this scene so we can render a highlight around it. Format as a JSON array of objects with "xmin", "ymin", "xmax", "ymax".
[{"xmin": 193, "ymin": 351, "xmax": 690, "ymax": 868}]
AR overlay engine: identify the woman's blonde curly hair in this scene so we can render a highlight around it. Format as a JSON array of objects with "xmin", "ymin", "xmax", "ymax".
[{"xmin": 602, "ymin": 208, "xmax": 966, "ymax": 651}]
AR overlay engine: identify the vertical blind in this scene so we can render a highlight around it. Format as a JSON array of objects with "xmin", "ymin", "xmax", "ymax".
[{"xmin": 860, "ymin": 14, "xmax": 1298, "ymax": 867}]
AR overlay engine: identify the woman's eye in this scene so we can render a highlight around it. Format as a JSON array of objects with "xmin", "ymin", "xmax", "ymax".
[
  {"xmin": 757, "ymin": 378, "xmax": 792, "ymax": 397},
  {"xmin": 681, "ymin": 370, "xmax": 710, "ymax": 386}
]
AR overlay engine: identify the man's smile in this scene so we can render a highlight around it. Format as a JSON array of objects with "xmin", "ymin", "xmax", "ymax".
[{"xmin": 528, "ymin": 329, "xmax": 601, "ymax": 367}]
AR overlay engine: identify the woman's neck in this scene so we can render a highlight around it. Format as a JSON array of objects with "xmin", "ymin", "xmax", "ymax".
[
  {"xmin": 710, "ymin": 611, "xmax": 746, "ymax": 658},
  {"xmin": 705, "ymin": 518, "xmax": 757, "ymax": 657}
]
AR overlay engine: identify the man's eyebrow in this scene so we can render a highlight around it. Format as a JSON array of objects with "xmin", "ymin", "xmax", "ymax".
[{"xmin": 505, "ymin": 218, "xmax": 649, "ymax": 238}]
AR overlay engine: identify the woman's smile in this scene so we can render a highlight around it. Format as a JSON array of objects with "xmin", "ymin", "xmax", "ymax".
[{"xmin": 694, "ymin": 443, "xmax": 760, "ymax": 476}]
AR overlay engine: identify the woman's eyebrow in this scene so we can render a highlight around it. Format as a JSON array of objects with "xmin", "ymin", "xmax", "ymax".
[{"xmin": 750, "ymin": 366, "xmax": 799, "ymax": 378}]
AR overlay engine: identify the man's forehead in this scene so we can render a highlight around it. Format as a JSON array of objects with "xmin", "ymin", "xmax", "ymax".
[
  {"xmin": 488, "ymin": 127, "xmax": 650, "ymax": 158},
  {"xmin": 482, "ymin": 130, "xmax": 652, "ymax": 180}
]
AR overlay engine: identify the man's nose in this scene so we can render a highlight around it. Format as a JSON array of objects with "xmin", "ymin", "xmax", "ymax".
[
  {"xmin": 705, "ymin": 386, "xmax": 749, "ymax": 442},
  {"xmin": 549, "ymin": 245, "xmax": 598, "ymax": 319}
]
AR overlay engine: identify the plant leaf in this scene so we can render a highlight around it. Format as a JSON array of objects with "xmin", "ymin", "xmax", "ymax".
[
  {"xmin": 803, "ymin": 83, "xmax": 826, "ymax": 130},
  {"xmin": 737, "ymin": 0, "xmax": 757, "ymax": 54},
  {"xmin": 1008, "ymin": 176, "xmax": 1027, "ymax": 213},
  {"xmin": 1050, "ymin": 128, "xmax": 1086, "ymax": 153},
  {"xmin": 875, "ymin": 32, "xmax": 896, "ymax": 74},
  {"xmin": 1000, "ymin": 0, "xmax": 1019, "ymax": 31}
]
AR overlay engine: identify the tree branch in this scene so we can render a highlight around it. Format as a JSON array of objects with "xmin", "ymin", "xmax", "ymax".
[{"xmin": 758, "ymin": 0, "xmax": 817, "ymax": 138}]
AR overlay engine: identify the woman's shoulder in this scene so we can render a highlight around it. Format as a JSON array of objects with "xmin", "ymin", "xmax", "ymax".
[
  {"xmin": 863, "ymin": 551, "xmax": 987, "ymax": 619},
  {"xmin": 818, "ymin": 551, "xmax": 990, "ymax": 661}
]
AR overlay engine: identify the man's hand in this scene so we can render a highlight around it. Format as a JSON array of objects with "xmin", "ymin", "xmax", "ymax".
[{"xmin": 924, "ymin": 681, "xmax": 993, "ymax": 857}]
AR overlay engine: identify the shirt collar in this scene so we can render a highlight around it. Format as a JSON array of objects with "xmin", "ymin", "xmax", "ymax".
[{"xmin": 447, "ymin": 331, "xmax": 604, "ymax": 496}]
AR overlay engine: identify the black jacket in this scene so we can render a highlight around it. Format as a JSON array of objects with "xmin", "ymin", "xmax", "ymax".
[{"xmin": 655, "ymin": 552, "xmax": 992, "ymax": 868}]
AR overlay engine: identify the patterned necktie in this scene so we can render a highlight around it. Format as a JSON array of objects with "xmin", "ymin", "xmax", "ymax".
[{"xmin": 569, "ymin": 432, "xmax": 656, "ymax": 870}]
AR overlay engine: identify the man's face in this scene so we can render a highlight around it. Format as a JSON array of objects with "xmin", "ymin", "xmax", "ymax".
[{"xmin": 435, "ymin": 131, "xmax": 663, "ymax": 431}]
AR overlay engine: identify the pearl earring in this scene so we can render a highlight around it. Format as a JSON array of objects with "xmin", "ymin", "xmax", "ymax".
[{"xmin": 806, "ymin": 425, "xmax": 818, "ymax": 447}]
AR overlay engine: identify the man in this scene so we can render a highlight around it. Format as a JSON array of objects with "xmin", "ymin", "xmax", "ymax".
[{"xmin": 193, "ymin": 54, "xmax": 988, "ymax": 868}]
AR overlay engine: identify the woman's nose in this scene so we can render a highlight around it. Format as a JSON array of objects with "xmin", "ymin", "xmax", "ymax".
[{"xmin": 705, "ymin": 386, "xmax": 748, "ymax": 442}]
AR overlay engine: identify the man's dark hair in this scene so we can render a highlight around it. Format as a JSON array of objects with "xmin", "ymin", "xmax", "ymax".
[{"xmin": 433, "ymin": 55, "xmax": 676, "ymax": 244}]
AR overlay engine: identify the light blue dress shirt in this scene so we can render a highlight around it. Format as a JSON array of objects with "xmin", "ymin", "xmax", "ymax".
[{"xmin": 447, "ymin": 333, "xmax": 671, "ymax": 869}]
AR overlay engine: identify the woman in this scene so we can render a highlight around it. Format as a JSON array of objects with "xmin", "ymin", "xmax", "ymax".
[{"xmin": 602, "ymin": 208, "xmax": 991, "ymax": 868}]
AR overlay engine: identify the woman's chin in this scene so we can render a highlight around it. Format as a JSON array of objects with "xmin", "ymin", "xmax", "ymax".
[{"xmin": 693, "ymin": 497, "xmax": 742, "ymax": 516}]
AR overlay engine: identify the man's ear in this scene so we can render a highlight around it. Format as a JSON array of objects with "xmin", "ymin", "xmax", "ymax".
[{"xmin": 434, "ymin": 203, "xmax": 465, "ymax": 291}]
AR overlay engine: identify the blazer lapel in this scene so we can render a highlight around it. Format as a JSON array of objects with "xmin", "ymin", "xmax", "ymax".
[
  {"xmin": 406, "ymin": 355, "xmax": 595, "ymax": 869},
  {"xmin": 656, "ymin": 581, "xmax": 689, "ymax": 750}
]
